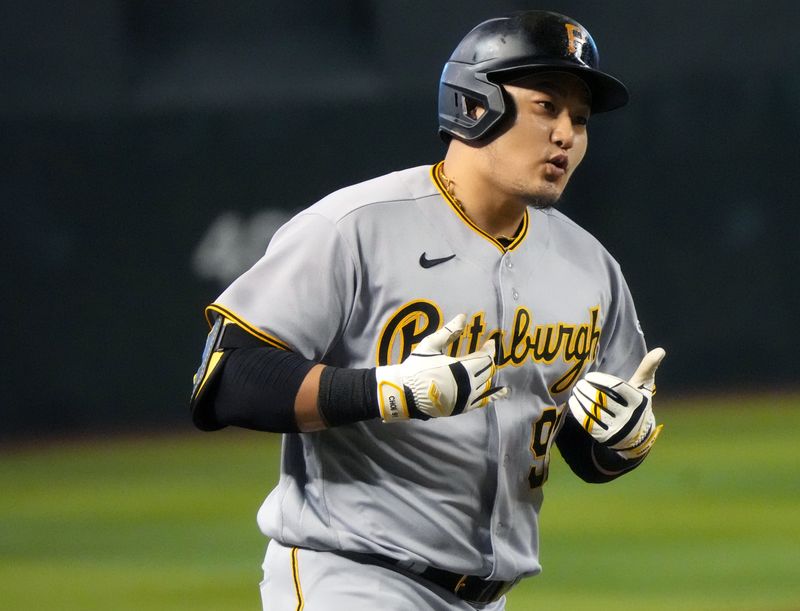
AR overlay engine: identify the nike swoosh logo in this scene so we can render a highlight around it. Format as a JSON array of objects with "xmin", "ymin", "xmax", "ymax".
[{"xmin": 419, "ymin": 252, "xmax": 456, "ymax": 268}]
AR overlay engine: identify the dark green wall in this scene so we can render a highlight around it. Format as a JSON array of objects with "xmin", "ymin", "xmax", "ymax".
[{"xmin": 3, "ymin": 1, "xmax": 798, "ymax": 438}]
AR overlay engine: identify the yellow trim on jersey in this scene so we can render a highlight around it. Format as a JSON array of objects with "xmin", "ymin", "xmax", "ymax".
[
  {"xmin": 204, "ymin": 303, "xmax": 291, "ymax": 351},
  {"xmin": 291, "ymin": 546, "xmax": 304, "ymax": 611},
  {"xmin": 430, "ymin": 161, "xmax": 529, "ymax": 253}
]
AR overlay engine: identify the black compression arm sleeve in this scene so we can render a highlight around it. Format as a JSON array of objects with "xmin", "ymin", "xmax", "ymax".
[
  {"xmin": 208, "ymin": 346, "xmax": 316, "ymax": 433},
  {"xmin": 555, "ymin": 410, "xmax": 643, "ymax": 483},
  {"xmin": 199, "ymin": 344, "xmax": 381, "ymax": 433}
]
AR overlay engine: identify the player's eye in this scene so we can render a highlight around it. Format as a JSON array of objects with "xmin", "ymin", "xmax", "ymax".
[
  {"xmin": 574, "ymin": 115, "xmax": 589, "ymax": 126},
  {"xmin": 537, "ymin": 100, "xmax": 556, "ymax": 113}
]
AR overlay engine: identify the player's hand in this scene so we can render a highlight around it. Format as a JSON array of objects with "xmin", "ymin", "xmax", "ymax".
[
  {"xmin": 567, "ymin": 348, "xmax": 666, "ymax": 459},
  {"xmin": 375, "ymin": 314, "xmax": 507, "ymax": 422}
]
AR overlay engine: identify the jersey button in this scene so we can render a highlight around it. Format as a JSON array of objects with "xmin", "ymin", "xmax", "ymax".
[
  {"xmin": 505, "ymin": 258, "xmax": 513, "ymax": 269},
  {"xmin": 512, "ymin": 289, "xmax": 519, "ymax": 300}
]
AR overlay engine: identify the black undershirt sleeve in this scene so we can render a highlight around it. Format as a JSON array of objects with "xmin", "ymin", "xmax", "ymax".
[
  {"xmin": 207, "ymin": 346, "xmax": 316, "ymax": 433},
  {"xmin": 555, "ymin": 410, "xmax": 644, "ymax": 483},
  {"xmin": 197, "ymin": 342, "xmax": 381, "ymax": 433}
]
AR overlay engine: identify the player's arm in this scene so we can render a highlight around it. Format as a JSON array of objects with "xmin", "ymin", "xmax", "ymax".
[
  {"xmin": 189, "ymin": 317, "xmax": 326, "ymax": 432},
  {"xmin": 555, "ymin": 411, "xmax": 643, "ymax": 483},
  {"xmin": 190, "ymin": 314, "xmax": 506, "ymax": 433},
  {"xmin": 556, "ymin": 349, "xmax": 666, "ymax": 483}
]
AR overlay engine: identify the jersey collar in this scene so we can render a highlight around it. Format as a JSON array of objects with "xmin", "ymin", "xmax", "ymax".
[{"xmin": 430, "ymin": 161, "xmax": 529, "ymax": 253}]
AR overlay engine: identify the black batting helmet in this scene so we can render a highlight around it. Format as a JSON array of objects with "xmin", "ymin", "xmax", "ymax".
[{"xmin": 438, "ymin": 11, "xmax": 629, "ymax": 141}]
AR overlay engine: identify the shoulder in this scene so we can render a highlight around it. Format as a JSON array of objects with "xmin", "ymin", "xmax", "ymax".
[
  {"xmin": 537, "ymin": 207, "xmax": 621, "ymax": 271},
  {"xmin": 265, "ymin": 165, "xmax": 439, "ymax": 258},
  {"xmin": 264, "ymin": 165, "xmax": 439, "ymax": 262},
  {"xmin": 303, "ymin": 165, "xmax": 439, "ymax": 225},
  {"xmin": 538, "ymin": 208, "xmax": 604, "ymax": 248}
]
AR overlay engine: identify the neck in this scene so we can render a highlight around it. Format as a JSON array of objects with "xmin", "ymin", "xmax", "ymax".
[{"xmin": 442, "ymin": 146, "xmax": 527, "ymax": 239}]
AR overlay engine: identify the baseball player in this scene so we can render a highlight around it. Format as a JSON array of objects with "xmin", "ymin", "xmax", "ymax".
[{"xmin": 190, "ymin": 10, "xmax": 665, "ymax": 610}]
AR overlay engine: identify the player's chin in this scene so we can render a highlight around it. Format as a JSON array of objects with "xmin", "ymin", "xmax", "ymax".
[{"xmin": 524, "ymin": 185, "xmax": 563, "ymax": 210}]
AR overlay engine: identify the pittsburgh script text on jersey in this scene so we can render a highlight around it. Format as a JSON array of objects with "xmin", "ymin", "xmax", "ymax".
[{"xmin": 377, "ymin": 300, "xmax": 601, "ymax": 394}]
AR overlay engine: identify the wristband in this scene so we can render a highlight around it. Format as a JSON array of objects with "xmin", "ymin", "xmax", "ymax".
[{"xmin": 317, "ymin": 366, "xmax": 379, "ymax": 427}]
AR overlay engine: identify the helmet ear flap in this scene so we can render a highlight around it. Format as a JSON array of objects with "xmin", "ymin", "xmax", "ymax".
[{"xmin": 438, "ymin": 66, "xmax": 506, "ymax": 141}]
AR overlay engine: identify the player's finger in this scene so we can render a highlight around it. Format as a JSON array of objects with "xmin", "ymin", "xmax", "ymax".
[
  {"xmin": 574, "ymin": 379, "xmax": 617, "ymax": 416},
  {"xmin": 461, "ymin": 353, "xmax": 494, "ymax": 385},
  {"xmin": 583, "ymin": 371, "xmax": 625, "ymax": 391},
  {"xmin": 488, "ymin": 386, "xmax": 508, "ymax": 401},
  {"xmin": 474, "ymin": 340, "xmax": 500, "ymax": 387},
  {"xmin": 470, "ymin": 385, "xmax": 508, "ymax": 407},
  {"xmin": 441, "ymin": 313, "xmax": 468, "ymax": 346},
  {"xmin": 417, "ymin": 314, "xmax": 467, "ymax": 353},
  {"xmin": 628, "ymin": 348, "xmax": 666, "ymax": 389},
  {"xmin": 478, "ymin": 337, "xmax": 497, "ymax": 358},
  {"xmin": 442, "ymin": 313, "xmax": 467, "ymax": 336},
  {"xmin": 571, "ymin": 384, "xmax": 613, "ymax": 429},
  {"xmin": 582, "ymin": 375, "xmax": 648, "ymax": 419}
]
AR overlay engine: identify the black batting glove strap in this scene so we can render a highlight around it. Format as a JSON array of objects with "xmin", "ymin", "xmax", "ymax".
[
  {"xmin": 317, "ymin": 366, "xmax": 381, "ymax": 427},
  {"xmin": 448, "ymin": 362, "xmax": 471, "ymax": 416}
]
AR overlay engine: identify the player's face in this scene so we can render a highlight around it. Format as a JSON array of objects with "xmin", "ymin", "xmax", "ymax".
[{"xmin": 484, "ymin": 72, "xmax": 591, "ymax": 208}]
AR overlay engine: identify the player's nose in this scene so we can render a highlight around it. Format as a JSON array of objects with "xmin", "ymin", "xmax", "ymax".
[{"xmin": 551, "ymin": 111, "xmax": 575, "ymax": 149}]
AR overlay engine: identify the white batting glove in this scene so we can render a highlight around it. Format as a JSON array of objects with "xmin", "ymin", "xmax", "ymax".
[
  {"xmin": 568, "ymin": 348, "xmax": 666, "ymax": 459},
  {"xmin": 375, "ymin": 314, "xmax": 507, "ymax": 422}
]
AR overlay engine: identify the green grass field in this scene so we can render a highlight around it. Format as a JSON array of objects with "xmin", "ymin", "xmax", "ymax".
[{"xmin": 1, "ymin": 394, "xmax": 799, "ymax": 610}]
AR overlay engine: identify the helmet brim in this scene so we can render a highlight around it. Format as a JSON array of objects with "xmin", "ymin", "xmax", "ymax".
[{"xmin": 487, "ymin": 63, "xmax": 629, "ymax": 113}]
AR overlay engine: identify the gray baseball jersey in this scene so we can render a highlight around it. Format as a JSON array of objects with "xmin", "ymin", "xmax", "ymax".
[{"xmin": 210, "ymin": 162, "xmax": 646, "ymax": 582}]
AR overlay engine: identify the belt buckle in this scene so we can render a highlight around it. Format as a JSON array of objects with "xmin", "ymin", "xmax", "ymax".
[{"xmin": 453, "ymin": 574, "xmax": 469, "ymax": 595}]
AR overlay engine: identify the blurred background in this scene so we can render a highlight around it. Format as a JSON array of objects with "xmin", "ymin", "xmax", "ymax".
[
  {"xmin": 2, "ymin": 0, "xmax": 798, "ymax": 437},
  {"xmin": 2, "ymin": 2, "xmax": 799, "ymax": 610}
]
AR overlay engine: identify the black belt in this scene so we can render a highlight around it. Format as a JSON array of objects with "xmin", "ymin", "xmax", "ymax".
[{"xmin": 336, "ymin": 551, "xmax": 518, "ymax": 605}]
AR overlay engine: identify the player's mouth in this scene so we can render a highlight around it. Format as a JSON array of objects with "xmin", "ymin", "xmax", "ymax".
[{"xmin": 544, "ymin": 154, "xmax": 569, "ymax": 178}]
